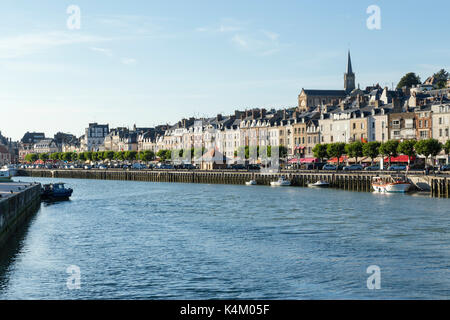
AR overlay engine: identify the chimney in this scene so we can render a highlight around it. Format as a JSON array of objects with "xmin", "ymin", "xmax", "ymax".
[{"xmin": 261, "ymin": 108, "xmax": 266, "ymax": 118}]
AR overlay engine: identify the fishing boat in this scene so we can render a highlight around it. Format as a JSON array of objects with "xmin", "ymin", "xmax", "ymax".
[
  {"xmin": 41, "ymin": 183, "xmax": 73, "ymax": 200},
  {"xmin": 245, "ymin": 180, "xmax": 257, "ymax": 186},
  {"xmin": 308, "ymin": 180, "xmax": 330, "ymax": 188},
  {"xmin": 372, "ymin": 176, "xmax": 411, "ymax": 193},
  {"xmin": 0, "ymin": 169, "xmax": 12, "ymax": 182},
  {"xmin": 270, "ymin": 176, "xmax": 291, "ymax": 186}
]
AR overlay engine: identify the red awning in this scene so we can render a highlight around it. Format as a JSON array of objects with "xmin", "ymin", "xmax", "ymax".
[
  {"xmin": 384, "ymin": 155, "xmax": 415, "ymax": 163},
  {"xmin": 328, "ymin": 156, "xmax": 348, "ymax": 163},
  {"xmin": 288, "ymin": 158, "xmax": 318, "ymax": 164}
]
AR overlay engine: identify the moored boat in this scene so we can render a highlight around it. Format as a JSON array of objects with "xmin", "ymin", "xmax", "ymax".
[
  {"xmin": 308, "ymin": 180, "xmax": 330, "ymax": 188},
  {"xmin": 0, "ymin": 169, "xmax": 12, "ymax": 182},
  {"xmin": 372, "ymin": 176, "xmax": 411, "ymax": 193},
  {"xmin": 41, "ymin": 183, "xmax": 73, "ymax": 200},
  {"xmin": 245, "ymin": 180, "xmax": 257, "ymax": 186},
  {"xmin": 270, "ymin": 176, "xmax": 291, "ymax": 186}
]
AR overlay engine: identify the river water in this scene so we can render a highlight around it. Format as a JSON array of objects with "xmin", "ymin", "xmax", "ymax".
[{"xmin": 1, "ymin": 177, "xmax": 449, "ymax": 299}]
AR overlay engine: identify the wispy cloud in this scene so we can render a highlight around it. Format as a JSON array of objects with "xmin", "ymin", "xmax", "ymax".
[
  {"xmin": 231, "ymin": 35, "xmax": 248, "ymax": 48},
  {"xmin": 0, "ymin": 31, "xmax": 110, "ymax": 59},
  {"xmin": 196, "ymin": 18, "xmax": 244, "ymax": 34},
  {"xmin": 90, "ymin": 47, "xmax": 113, "ymax": 57},
  {"xmin": 121, "ymin": 58, "xmax": 137, "ymax": 65},
  {"xmin": 197, "ymin": 19, "xmax": 283, "ymax": 56}
]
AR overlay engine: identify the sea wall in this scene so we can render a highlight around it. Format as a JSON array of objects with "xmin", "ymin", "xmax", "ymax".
[{"xmin": 0, "ymin": 183, "xmax": 41, "ymax": 248}]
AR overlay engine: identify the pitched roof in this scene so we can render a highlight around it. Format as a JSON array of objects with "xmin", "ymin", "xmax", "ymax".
[{"xmin": 302, "ymin": 89, "xmax": 347, "ymax": 97}]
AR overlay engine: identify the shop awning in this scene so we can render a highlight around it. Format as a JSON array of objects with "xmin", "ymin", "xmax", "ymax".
[{"xmin": 383, "ymin": 155, "xmax": 415, "ymax": 163}]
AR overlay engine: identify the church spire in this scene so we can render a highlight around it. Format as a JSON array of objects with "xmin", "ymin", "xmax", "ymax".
[
  {"xmin": 346, "ymin": 50, "xmax": 353, "ymax": 75},
  {"xmin": 344, "ymin": 50, "xmax": 356, "ymax": 93}
]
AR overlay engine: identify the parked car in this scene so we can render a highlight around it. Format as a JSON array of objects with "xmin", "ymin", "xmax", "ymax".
[
  {"xmin": 441, "ymin": 164, "xmax": 450, "ymax": 171},
  {"xmin": 322, "ymin": 164, "xmax": 337, "ymax": 170},
  {"xmin": 388, "ymin": 164, "xmax": 407, "ymax": 171},
  {"xmin": 230, "ymin": 164, "xmax": 246, "ymax": 170},
  {"xmin": 364, "ymin": 165, "xmax": 380, "ymax": 171},
  {"xmin": 246, "ymin": 164, "xmax": 261, "ymax": 171},
  {"xmin": 343, "ymin": 164, "xmax": 364, "ymax": 171}
]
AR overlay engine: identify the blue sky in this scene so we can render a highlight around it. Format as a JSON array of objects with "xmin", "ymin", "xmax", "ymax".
[{"xmin": 0, "ymin": 0, "xmax": 449, "ymax": 140}]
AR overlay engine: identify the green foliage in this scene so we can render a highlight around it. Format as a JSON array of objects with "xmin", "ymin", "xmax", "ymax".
[
  {"xmin": 124, "ymin": 151, "xmax": 138, "ymax": 161},
  {"xmin": 39, "ymin": 153, "xmax": 49, "ymax": 161},
  {"xmin": 345, "ymin": 141, "xmax": 364, "ymax": 162},
  {"xmin": 362, "ymin": 141, "xmax": 381, "ymax": 162},
  {"xmin": 444, "ymin": 140, "xmax": 450, "ymax": 155},
  {"xmin": 49, "ymin": 152, "xmax": 60, "ymax": 161},
  {"xmin": 77, "ymin": 152, "xmax": 86, "ymax": 162},
  {"xmin": 312, "ymin": 144, "xmax": 328, "ymax": 161},
  {"xmin": 278, "ymin": 145, "xmax": 288, "ymax": 159},
  {"xmin": 114, "ymin": 151, "xmax": 125, "ymax": 161},
  {"xmin": 156, "ymin": 149, "xmax": 172, "ymax": 162},
  {"xmin": 396, "ymin": 72, "xmax": 421, "ymax": 89},
  {"xmin": 398, "ymin": 140, "xmax": 416, "ymax": 157},
  {"xmin": 433, "ymin": 69, "xmax": 449, "ymax": 89},
  {"xmin": 103, "ymin": 151, "xmax": 115, "ymax": 161},
  {"xmin": 415, "ymin": 139, "xmax": 442, "ymax": 158},
  {"xmin": 139, "ymin": 150, "xmax": 155, "ymax": 162},
  {"xmin": 25, "ymin": 153, "xmax": 39, "ymax": 163},
  {"xmin": 326, "ymin": 143, "xmax": 346, "ymax": 163}
]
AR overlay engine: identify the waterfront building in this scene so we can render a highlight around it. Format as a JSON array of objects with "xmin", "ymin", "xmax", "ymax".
[
  {"xmin": 388, "ymin": 110, "xmax": 416, "ymax": 141},
  {"xmin": 0, "ymin": 145, "xmax": 11, "ymax": 165},
  {"xmin": 19, "ymin": 132, "xmax": 45, "ymax": 160},
  {"xmin": 33, "ymin": 139, "xmax": 58, "ymax": 154},
  {"xmin": 81, "ymin": 123, "xmax": 109, "ymax": 152},
  {"xmin": 415, "ymin": 105, "xmax": 433, "ymax": 140}
]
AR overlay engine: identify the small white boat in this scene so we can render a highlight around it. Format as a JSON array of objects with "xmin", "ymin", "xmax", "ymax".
[
  {"xmin": 271, "ymin": 176, "xmax": 291, "ymax": 186},
  {"xmin": 245, "ymin": 180, "xmax": 257, "ymax": 186},
  {"xmin": 1, "ymin": 165, "xmax": 17, "ymax": 177},
  {"xmin": 308, "ymin": 180, "xmax": 330, "ymax": 188},
  {"xmin": 372, "ymin": 176, "xmax": 411, "ymax": 193}
]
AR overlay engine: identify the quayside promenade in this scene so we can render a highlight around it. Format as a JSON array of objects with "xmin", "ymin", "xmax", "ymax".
[
  {"xmin": 18, "ymin": 169, "xmax": 450, "ymax": 198},
  {"xmin": 0, "ymin": 182, "xmax": 41, "ymax": 248}
]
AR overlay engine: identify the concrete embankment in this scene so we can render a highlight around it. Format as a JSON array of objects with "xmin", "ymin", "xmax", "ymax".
[
  {"xmin": 18, "ymin": 168, "xmax": 450, "ymax": 198},
  {"xmin": 0, "ymin": 182, "xmax": 41, "ymax": 248}
]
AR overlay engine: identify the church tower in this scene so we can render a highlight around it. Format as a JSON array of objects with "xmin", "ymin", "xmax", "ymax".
[{"xmin": 344, "ymin": 51, "xmax": 355, "ymax": 93}]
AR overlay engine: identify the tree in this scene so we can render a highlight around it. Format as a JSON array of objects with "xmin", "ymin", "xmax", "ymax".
[
  {"xmin": 396, "ymin": 72, "xmax": 421, "ymax": 90},
  {"xmin": 61, "ymin": 152, "xmax": 74, "ymax": 162},
  {"xmin": 84, "ymin": 152, "xmax": 93, "ymax": 161},
  {"xmin": 103, "ymin": 151, "xmax": 115, "ymax": 161},
  {"xmin": 415, "ymin": 139, "xmax": 442, "ymax": 166},
  {"xmin": 92, "ymin": 152, "xmax": 100, "ymax": 162},
  {"xmin": 156, "ymin": 149, "xmax": 171, "ymax": 162},
  {"xmin": 124, "ymin": 151, "xmax": 137, "ymax": 161},
  {"xmin": 25, "ymin": 153, "xmax": 38, "ymax": 163},
  {"xmin": 362, "ymin": 141, "xmax": 381, "ymax": 165},
  {"xmin": 49, "ymin": 152, "xmax": 60, "ymax": 161},
  {"xmin": 345, "ymin": 141, "xmax": 363, "ymax": 164},
  {"xmin": 444, "ymin": 140, "xmax": 450, "ymax": 155},
  {"xmin": 397, "ymin": 140, "xmax": 417, "ymax": 166},
  {"xmin": 78, "ymin": 152, "xmax": 86, "ymax": 162},
  {"xmin": 39, "ymin": 153, "xmax": 49, "ymax": 162},
  {"xmin": 278, "ymin": 146, "xmax": 288, "ymax": 159},
  {"xmin": 312, "ymin": 144, "xmax": 328, "ymax": 162},
  {"xmin": 327, "ymin": 143, "xmax": 346, "ymax": 167},
  {"xmin": 114, "ymin": 151, "xmax": 125, "ymax": 161},
  {"xmin": 433, "ymin": 69, "xmax": 449, "ymax": 89},
  {"xmin": 140, "ymin": 150, "xmax": 155, "ymax": 162},
  {"xmin": 379, "ymin": 140, "xmax": 399, "ymax": 167}
]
